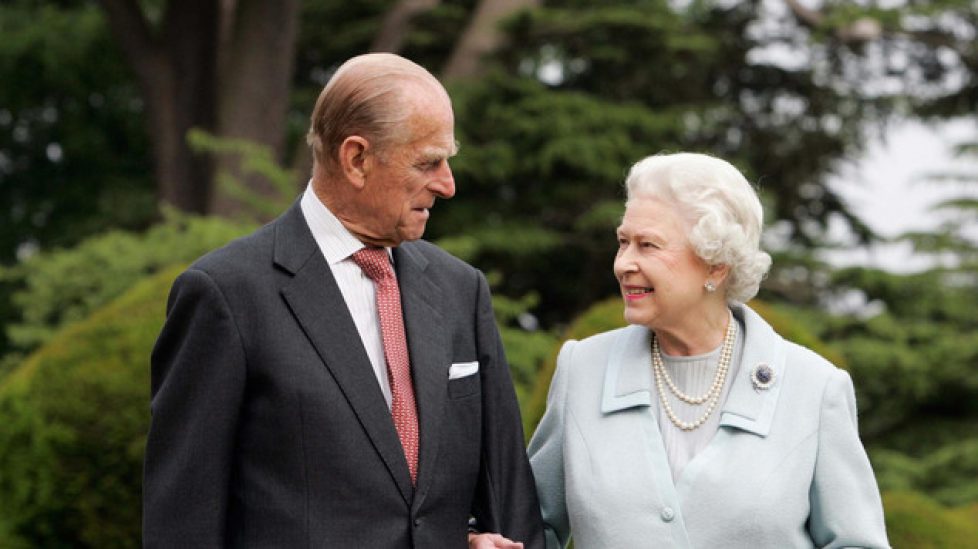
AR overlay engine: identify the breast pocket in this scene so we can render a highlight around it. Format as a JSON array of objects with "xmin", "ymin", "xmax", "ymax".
[{"xmin": 448, "ymin": 372, "xmax": 480, "ymax": 399}]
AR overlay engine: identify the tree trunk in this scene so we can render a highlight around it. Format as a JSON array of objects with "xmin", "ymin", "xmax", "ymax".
[
  {"xmin": 370, "ymin": 0, "xmax": 441, "ymax": 53},
  {"xmin": 440, "ymin": 0, "xmax": 540, "ymax": 81},
  {"xmin": 210, "ymin": 0, "xmax": 301, "ymax": 218},
  {"xmin": 98, "ymin": 0, "xmax": 219, "ymax": 213},
  {"xmin": 98, "ymin": 0, "xmax": 299, "ymax": 218},
  {"xmin": 143, "ymin": 66, "xmax": 212, "ymax": 213}
]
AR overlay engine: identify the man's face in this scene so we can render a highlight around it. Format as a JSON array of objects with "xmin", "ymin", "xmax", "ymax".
[{"xmin": 355, "ymin": 95, "xmax": 457, "ymax": 247}]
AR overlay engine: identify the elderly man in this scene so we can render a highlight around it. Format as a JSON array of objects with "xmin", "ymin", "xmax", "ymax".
[{"xmin": 144, "ymin": 53, "xmax": 543, "ymax": 548}]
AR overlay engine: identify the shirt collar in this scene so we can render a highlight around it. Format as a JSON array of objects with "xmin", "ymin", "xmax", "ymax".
[{"xmin": 300, "ymin": 182, "xmax": 368, "ymax": 265}]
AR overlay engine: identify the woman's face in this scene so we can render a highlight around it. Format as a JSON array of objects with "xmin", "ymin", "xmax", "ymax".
[{"xmin": 613, "ymin": 197, "xmax": 713, "ymax": 331}]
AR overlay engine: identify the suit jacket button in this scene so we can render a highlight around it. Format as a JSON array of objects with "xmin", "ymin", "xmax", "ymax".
[
  {"xmin": 413, "ymin": 518, "xmax": 421, "ymax": 527},
  {"xmin": 661, "ymin": 507, "xmax": 675, "ymax": 522}
]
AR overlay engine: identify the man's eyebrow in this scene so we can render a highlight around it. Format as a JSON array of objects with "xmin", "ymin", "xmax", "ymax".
[{"xmin": 420, "ymin": 143, "xmax": 459, "ymax": 160}]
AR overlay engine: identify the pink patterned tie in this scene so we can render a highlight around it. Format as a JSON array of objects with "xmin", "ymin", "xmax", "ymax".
[{"xmin": 351, "ymin": 247, "xmax": 420, "ymax": 484}]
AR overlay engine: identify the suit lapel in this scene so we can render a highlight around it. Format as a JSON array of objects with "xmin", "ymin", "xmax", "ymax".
[
  {"xmin": 274, "ymin": 202, "xmax": 415, "ymax": 504},
  {"xmin": 393, "ymin": 244, "xmax": 449, "ymax": 504}
]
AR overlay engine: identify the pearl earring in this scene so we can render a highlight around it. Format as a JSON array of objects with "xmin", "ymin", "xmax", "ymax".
[{"xmin": 704, "ymin": 280, "xmax": 716, "ymax": 293}]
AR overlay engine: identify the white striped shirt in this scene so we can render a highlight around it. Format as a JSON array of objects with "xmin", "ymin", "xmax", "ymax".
[{"xmin": 300, "ymin": 183, "xmax": 393, "ymax": 408}]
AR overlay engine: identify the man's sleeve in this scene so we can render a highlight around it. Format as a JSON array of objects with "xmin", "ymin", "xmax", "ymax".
[
  {"xmin": 143, "ymin": 268, "xmax": 247, "ymax": 547},
  {"xmin": 470, "ymin": 270, "xmax": 546, "ymax": 548}
]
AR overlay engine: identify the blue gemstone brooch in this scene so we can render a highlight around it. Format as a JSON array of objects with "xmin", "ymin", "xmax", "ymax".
[{"xmin": 750, "ymin": 363, "xmax": 775, "ymax": 390}]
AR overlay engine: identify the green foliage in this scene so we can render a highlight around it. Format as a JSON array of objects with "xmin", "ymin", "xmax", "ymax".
[
  {"xmin": 0, "ymin": 266, "xmax": 181, "ymax": 548},
  {"xmin": 438, "ymin": 73, "xmax": 682, "ymax": 324},
  {"xmin": 775, "ymin": 256, "xmax": 978, "ymax": 511},
  {"xmin": 491, "ymin": 0, "xmax": 880, "ymax": 245},
  {"xmin": 804, "ymin": 268, "xmax": 978, "ymax": 443},
  {"xmin": 522, "ymin": 296, "xmax": 625, "ymax": 435},
  {"xmin": 873, "ymin": 439, "xmax": 978, "ymax": 509},
  {"xmin": 429, "ymin": 0, "xmax": 894, "ymax": 328},
  {"xmin": 0, "ymin": 1, "xmax": 156, "ymax": 264},
  {"xmin": 0, "ymin": 211, "xmax": 253, "ymax": 361},
  {"xmin": 882, "ymin": 491, "xmax": 978, "ymax": 548},
  {"xmin": 748, "ymin": 300, "xmax": 846, "ymax": 368},
  {"xmin": 492, "ymin": 291, "xmax": 559, "ymax": 408},
  {"xmin": 187, "ymin": 128, "xmax": 300, "ymax": 223}
]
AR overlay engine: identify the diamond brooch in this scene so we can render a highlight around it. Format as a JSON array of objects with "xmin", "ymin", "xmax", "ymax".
[{"xmin": 750, "ymin": 363, "xmax": 775, "ymax": 390}]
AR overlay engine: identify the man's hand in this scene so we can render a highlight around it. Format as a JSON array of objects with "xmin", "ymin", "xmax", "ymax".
[{"xmin": 467, "ymin": 532, "xmax": 524, "ymax": 549}]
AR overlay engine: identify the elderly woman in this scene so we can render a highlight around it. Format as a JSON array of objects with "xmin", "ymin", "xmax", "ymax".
[{"xmin": 527, "ymin": 153, "xmax": 889, "ymax": 548}]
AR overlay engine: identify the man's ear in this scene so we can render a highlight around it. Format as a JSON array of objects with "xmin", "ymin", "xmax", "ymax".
[{"xmin": 338, "ymin": 135, "xmax": 370, "ymax": 189}]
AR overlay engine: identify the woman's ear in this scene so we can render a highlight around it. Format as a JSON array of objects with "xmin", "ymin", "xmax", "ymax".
[
  {"xmin": 338, "ymin": 135, "xmax": 371, "ymax": 189},
  {"xmin": 709, "ymin": 263, "xmax": 731, "ymax": 285}
]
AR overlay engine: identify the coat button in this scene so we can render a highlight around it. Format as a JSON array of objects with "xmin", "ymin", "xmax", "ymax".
[
  {"xmin": 413, "ymin": 518, "xmax": 421, "ymax": 527},
  {"xmin": 661, "ymin": 507, "xmax": 675, "ymax": 522}
]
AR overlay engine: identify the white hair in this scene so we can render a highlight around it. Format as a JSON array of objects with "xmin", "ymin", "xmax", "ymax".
[{"xmin": 624, "ymin": 152, "xmax": 772, "ymax": 303}]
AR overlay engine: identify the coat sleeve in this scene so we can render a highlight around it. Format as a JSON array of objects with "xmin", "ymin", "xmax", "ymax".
[
  {"xmin": 808, "ymin": 369, "xmax": 890, "ymax": 548},
  {"xmin": 527, "ymin": 340, "xmax": 576, "ymax": 549},
  {"xmin": 469, "ymin": 270, "xmax": 546, "ymax": 548},
  {"xmin": 143, "ymin": 268, "xmax": 247, "ymax": 547}
]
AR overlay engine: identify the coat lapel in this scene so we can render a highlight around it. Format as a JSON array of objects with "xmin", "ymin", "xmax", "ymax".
[
  {"xmin": 596, "ymin": 305, "xmax": 787, "ymax": 542},
  {"xmin": 600, "ymin": 325, "xmax": 654, "ymax": 414},
  {"xmin": 393, "ymin": 243, "xmax": 449, "ymax": 506},
  {"xmin": 599, "ymin": 326, "xmax": 691, "ymax": 544},
  {"xmin": 717, "ymin": 304, "xmax": 786, "ymax": 437},
  {"xmin": 274, "ymin": 202, "xmax": 415, "ymax": 504}
]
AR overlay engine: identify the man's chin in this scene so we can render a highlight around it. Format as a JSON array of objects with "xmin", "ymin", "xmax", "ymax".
[{"xmin": 396, "ymin": 224, "xmax": 428, "ymax": 244}]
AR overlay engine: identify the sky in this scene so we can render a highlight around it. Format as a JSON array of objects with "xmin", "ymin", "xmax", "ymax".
[{"xmin": 824, "ymin": 117, "xmax": 977, "ymax": 273}]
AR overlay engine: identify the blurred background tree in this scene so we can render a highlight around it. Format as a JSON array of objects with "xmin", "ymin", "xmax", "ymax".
[{"xmin": 1, "ymin": 0, "xmax": 977, "ymax": 545}]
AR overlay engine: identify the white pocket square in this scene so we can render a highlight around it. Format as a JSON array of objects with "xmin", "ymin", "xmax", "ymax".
[{"xmin": 448, "ymin": 361, "xmax": 479, "ymax": 379}]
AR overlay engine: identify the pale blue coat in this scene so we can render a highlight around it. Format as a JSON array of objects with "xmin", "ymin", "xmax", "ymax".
[{"xmin": 528, "ymin": 304, "xmax": 890, "ymax": 548}]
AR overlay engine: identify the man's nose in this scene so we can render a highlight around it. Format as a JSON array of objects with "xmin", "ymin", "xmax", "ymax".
[{"xmin": 429, "ymin": 162, "xmax": 455, "ymax": 199}]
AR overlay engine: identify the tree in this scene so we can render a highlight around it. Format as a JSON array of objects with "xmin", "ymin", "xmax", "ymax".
[
  {"xmin": 96, "ymin": 0, "xmax": 300, "ymax": 216},
  {"xmin": 419, "ymin": 0, "xmax": 893, "ymax": 326},
  {"xmin": 441, "ymin": 0, "xmax": 541, "ymax": 80},
  {"xmin": 781, "ymin": 0, "xmax": 977, "ymax": 121},
  {"xmin": 0, "ymin": 2, "xmax": 156, "ymax": 263},
  {"xmin": 370, "ymin": 0, "xmax": 442, "ymax": 53}
]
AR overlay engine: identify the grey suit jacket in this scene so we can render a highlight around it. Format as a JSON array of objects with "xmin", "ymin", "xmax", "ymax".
[
  {"xmin": 144, "ymin": 201, "xmax": 543, "ymax": 547},
  {"xmin": 529, "ymin": 304, "xmax": 889, "ymax": 548}
]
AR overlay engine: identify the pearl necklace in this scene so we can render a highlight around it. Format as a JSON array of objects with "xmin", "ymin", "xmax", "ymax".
[{"xmin": 651, "ymin": 312, "xmax": 737, "ymax": 431}]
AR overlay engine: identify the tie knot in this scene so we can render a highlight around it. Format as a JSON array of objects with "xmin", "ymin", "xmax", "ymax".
[{"xmin": 352, "ymin": 247, "xmax": 393, "ymax": 282}]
